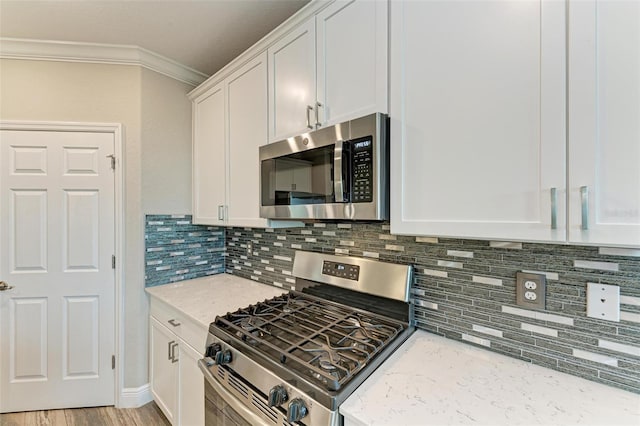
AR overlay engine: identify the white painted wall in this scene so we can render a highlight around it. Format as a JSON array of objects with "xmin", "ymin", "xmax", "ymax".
[{"xmin": 0, "ymin": 58, "xmax": 193, "ymax": 388}]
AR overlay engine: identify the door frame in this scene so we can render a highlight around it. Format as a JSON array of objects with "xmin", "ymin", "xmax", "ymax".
[{"xmin": 0, "ymin": 120, "xmax": 125, "ymax": 408}]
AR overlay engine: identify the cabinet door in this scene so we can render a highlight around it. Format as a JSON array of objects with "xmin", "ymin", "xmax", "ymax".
[
  {"xmin": 390, "ymin": 0, "xmax": 566, "ymax": 242},
  {"xmin": 151, "ymin": 318, "xmax": 178, "ymax": 424},
  {"xmin": 316, "ymin": 0, "xmax": 388, "ymax": 126},
  {"xmin": 568, "ymin": 0, "xmax": 640, "ymax": 247},
  {"xmin": 193, "ymin": 82, "xmax": 226, "ymax": 225},
  {"xmin": 178, "ymin": 342, "xmax": 204, "ymax": 426},
  {"xmin": 226, "ymin": 53, "xmax": 270, "ymax": 228},
  {"xmin": 268, "ymin": 18, "xmax": 316, "ymax": 142}
]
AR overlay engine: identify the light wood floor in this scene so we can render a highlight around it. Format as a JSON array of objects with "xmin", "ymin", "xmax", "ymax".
[{"xmin": 0, "ymin": 402, "xmax": 170, "ymax": 426}]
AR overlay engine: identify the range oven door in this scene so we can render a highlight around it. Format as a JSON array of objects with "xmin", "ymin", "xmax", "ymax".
[
  {"xmin": 259, "ymin": 112, "xmax": 388, "ymax": 221},
  {"xmin": 199, "ymin": 359, "xmax": 271, "ymax": 426}
]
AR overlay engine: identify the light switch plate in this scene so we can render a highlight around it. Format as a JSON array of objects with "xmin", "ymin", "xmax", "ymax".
[
  {"xmin": 516, "ymin": 272, "xmax": 546, "ymax": 310},
  {"xmin": 587, "ymin": 282, "xmax": 620, "ymax": 322}
]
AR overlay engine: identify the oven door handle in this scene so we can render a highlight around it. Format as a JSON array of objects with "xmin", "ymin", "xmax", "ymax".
[
  {"xmin": 198, "ymin": 359, "xmax": 271, "ymax": 426},
  {"xmin": 334, "ymin": 141, "xmax": 346, "ymax": 202}
]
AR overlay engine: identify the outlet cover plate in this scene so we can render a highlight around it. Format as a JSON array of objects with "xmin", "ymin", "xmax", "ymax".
[
  {"xmin": 516, "ymin": 272, "xmax": 546, "ymax": 310},
  {"xmin": 587, "ymin": 282, "xmax": 620, "ymax": 322}
]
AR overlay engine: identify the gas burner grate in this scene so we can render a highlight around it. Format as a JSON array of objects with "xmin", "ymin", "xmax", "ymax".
[{"xmin": 214, "ymin": 291, "xmax": 406, "ymax": 392}]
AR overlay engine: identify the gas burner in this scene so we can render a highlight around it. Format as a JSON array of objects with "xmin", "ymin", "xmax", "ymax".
[
  {"xmin": 350, "ymin": 328, "xmax": 371, "ymax": 343},
  {"xmin": 239, "ymin": 316, "xmax": 267, "ymax": 332},
  {"xmin": 318, "ymin": 350, "xmax": 341, "ymax": 371},
  {"xmin": 282, "ymin": 297, "xmax": 307, "ymax": 314}
]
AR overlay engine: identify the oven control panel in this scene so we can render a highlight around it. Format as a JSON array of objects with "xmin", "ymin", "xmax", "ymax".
[{"xmin": 322, "ymin": 261, "xmax": 360, "ymax": 281}]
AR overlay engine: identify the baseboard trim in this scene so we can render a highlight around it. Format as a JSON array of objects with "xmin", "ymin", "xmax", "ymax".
[{"xmin": 119, "ymin": 384, "xmax": 153, "ymax": 408}]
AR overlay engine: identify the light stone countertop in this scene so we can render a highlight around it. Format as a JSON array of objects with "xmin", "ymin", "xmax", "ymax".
[
  {"xmin": 340, "ymin": 330, "xmax": 640, "ymax": 426},
  {"xmin": 145, "ymin": 274, "xmax": 286, "ymax": 329}
]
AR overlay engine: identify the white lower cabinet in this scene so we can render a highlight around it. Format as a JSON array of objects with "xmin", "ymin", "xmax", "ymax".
[
  {"xmin": 150, "ymin": 300, "xmax": 206, "ymax": 426},
  {"xmin": 150, "ymin": 317, "xmax": 179, "ymax": 424},
  {"xmin": 178, "ymin": 343, "xmax": 205, "ymax": 426}
]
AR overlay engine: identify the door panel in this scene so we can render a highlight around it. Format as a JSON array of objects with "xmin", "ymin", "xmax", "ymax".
[
  {"xmin": 63, "ymin": 190, "xmax": 100, "ymax": 270},
  {"xmin": 10, "ymin": 145, "xmax": 47, "ymax": 174},
  {"xmin": 63, "ymin": 296, "xmax": 99, "ymax": 378},
  {"xmin": 10, "ymin": 298, "xmax": 48, "ymax": 381},
  {"xmin": 1, "ymin": 129, "xmax": 115, "ymax": 413},
  {"xmin": 11, "ymin": 190, "xmax": 48, "ymax": 271}
]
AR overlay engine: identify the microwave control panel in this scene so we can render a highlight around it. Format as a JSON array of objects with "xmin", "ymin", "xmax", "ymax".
[{"xmin": 351, "ymin": 137, "xmax": 373, "ymax": 203}]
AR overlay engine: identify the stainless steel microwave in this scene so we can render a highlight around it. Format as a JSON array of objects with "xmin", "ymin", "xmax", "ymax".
[{"xmin": 259, "ymin": 113, "xmax": 389, "ymax": 220}]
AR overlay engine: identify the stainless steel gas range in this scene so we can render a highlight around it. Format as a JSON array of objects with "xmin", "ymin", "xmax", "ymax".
[{"xmin": 198, "ymin": 251, "xmax": 414, "ymax": 426}]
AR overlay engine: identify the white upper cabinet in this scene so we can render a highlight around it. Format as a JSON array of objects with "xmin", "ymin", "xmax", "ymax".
[
  {"xmin": 568, "ymin": 0, "xmax": 640, "ymax": 247},
  {"xmin": 316, "ymin": 0, "xmax": 388, "ymax": 127},
  {"xmin": 268, "ymin": 0, "xmax": 388, "ymax": 142},
  {"xmin": 193, "ymin": 82, "xmax": 226, "ymax": 226},
  {"xmin": 192, "ymin": 53, "xmax": 302, "ymax": 228},
  {"xmin": 226, "ymin": 53, "xmax": 272, "ymax": 227},
  {"xmin": 390, "ymin": 0, "xmax": 566, "ymax": 242},
  {"xmin": 268, "ymin": 18, "xmax": 316, "ymax": 141}
]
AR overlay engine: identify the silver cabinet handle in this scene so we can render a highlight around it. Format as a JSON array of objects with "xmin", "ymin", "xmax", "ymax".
[
  {"xmin": 218, "ymin": 205, "xmax": 224, "ymax": 221},
  {"xmin": 168, "ymin": 340, "xmax": 175, "ymax": 361},
  {"xmin": 550, "ymin": 187, "xmax": 557, "ymax": 230},
  {"xmin": 170, "ymin": 342, "xmax": 179, "ymax": 363},
  {"xmin": 168, "ymin": 319, "xmax": 181, "ymax": 327},
  {"xmin": 0, "ymin": 281, "xmax": 14, "ymax": 291},
  {"xmin": 580, "ymin": 186, "xmax": 589, "ymax": 230},
  {"xmin": 315, "ymin": 102, "xmax": 322, "ymax": 128},
  {"xmin": 306, "ymin": 105, "xmax": 314, "ymax": 129}
]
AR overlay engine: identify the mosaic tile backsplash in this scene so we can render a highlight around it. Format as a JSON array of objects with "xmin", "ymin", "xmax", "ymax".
[
  {"xmin": 224, "ymin": 222, "xmax": 640, "ymax": 393},
  {"xmin": 145, "ymin": 215, "xmax": 225, "ymax": 287}
]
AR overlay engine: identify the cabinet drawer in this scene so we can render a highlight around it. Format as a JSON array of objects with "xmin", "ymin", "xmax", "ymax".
[
  {"xmin": 150, "ymin": 298, "xmax": 208, "ymax": 353},
  {"xmin": 151, "ymin": 298, "xmax": 184, "ymax": 335}
]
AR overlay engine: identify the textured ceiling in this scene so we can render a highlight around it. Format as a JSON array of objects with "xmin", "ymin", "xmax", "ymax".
[{"xmin": 0, "ymin": 0, "xmax": 310, "ymax": 76}]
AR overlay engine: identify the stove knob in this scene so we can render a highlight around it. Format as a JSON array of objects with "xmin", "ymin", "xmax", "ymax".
[
  {"xmin": 287, "ymin": 398, "xmax": 308, "ymax": 423},
  {"xmin": 215, "ymin": 349, "xmax": 232, "ymax": 365},
  {"xmin": 268, "ymin": 385, "xmax": 288, "ymax": 407},
  {"xmin": 205, "ymin": 343, "xmax": 221, "ymax": 358}
]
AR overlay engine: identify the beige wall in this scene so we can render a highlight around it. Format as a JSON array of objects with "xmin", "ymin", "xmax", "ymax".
[
  {"xmin": 0, "ymin": 58, "xmax": 193, "ymax": 388},
  {"xmin": 141, "ymin": 67, "xmax": 192, "ymax": 214}
]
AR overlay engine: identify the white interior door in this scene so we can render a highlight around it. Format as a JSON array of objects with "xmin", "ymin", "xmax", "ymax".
[{"xmin": 0, "ymin": 129, "xmax": 115, "ymax": 412}]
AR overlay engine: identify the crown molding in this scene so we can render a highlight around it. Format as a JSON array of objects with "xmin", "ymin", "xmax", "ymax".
[{"xmin": 0, "ymin": 38, "xmax": 208, "ymax": 87}]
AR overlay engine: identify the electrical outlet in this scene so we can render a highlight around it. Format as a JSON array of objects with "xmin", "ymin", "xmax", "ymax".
[
  {"xmin": 587, "ymin": 283, "xmax": 620, "ymax": 322},
  {"xmin": 516, "ymin": 272, "xmax": 546, "ymax": 310}
]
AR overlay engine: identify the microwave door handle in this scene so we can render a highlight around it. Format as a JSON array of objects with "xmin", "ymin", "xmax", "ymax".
[{"xmin": 334, "ymin": 141, "xmax": 346, "ymax": 202}]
